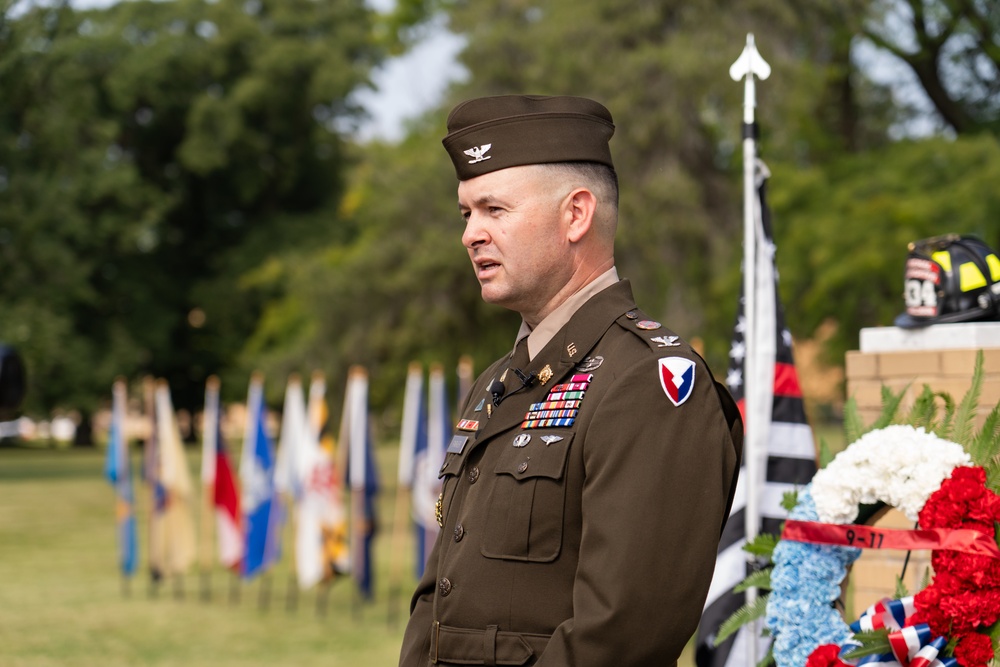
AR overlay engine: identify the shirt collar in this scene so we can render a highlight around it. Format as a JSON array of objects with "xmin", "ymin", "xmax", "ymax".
[{"xmin": 514, "ymin": 267, "xmax": 620, "ymax": 361}]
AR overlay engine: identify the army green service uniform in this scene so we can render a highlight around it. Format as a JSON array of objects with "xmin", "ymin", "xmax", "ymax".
[{"xmin": 399, "ymin": 279, "xmax": 743, "ymax": 666}]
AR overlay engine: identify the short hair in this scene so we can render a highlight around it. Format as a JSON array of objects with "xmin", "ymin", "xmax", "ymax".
[{"xmin": 540, "ymin": 162, "xmax": 619, "ymax": 228}]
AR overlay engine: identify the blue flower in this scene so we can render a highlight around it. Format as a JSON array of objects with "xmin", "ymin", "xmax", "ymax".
[{"xmin": 766, "ymin": 486, "xmax": 861, "ymax": 667}]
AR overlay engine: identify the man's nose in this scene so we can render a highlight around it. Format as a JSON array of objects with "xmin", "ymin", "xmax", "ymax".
[{"xmin": 462, "ymin": 213, "xmax": 489, "ymax": 249}]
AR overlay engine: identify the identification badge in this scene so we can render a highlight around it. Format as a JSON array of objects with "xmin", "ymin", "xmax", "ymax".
[{"xmin": 447, "ymin": 435, "xmax": 469, "ymax": 454}]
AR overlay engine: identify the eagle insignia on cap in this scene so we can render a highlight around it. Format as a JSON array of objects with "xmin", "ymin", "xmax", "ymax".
[{"xmin": 464, "ymin": 144, "xmax": 492, "ymax": 164}]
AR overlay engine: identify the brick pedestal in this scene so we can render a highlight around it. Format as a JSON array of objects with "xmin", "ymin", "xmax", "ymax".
[{"xmin": 843, "ymin": 322, "xmax": 1000, "ymax": 615}]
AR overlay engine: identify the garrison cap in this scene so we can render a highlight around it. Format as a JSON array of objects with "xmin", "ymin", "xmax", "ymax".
[{"xmin": 443, "ymin": 94, "xmax": 615, "ymax": 180}]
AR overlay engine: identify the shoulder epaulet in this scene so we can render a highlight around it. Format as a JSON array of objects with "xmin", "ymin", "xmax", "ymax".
[{"xmin": 615, "ymin": 309, "xmax": 693, "ymax": 356}]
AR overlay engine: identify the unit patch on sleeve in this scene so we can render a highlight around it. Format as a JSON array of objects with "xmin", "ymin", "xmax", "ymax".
[{"xmin": 658, "ymin": 357, "xmax": 696, "ymax": 407}]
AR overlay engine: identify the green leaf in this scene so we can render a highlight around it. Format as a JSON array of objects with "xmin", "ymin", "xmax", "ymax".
[
  {"xmin": 986, "ymin": 455, "xmax": 1000, "ymax": 493},
  {"xmin": 920, "ymin": 566, "xmax": 931, "ymax": 591},
  {"xmin": 971, "ymin": 401, "xmax": 1000, "ymax": 467},
  {"xmin": 841, "ymin": 629, "xmax": 891, "ymax": 660},
  {"xmin": 843, "ymin": 396, "xmax": 865, "ymax": 445},
  {"xmin": 893, "ymin": 575, "xmax": 908, "ymax": 599},
  {"xmin": 818, "ymin": 437, "xmax": 835, "ymax": 468},
  {"xmin": 904, "ymin": 385, "xmax": 938, "ymax": 430},
  {"xmin": 780, "ymin": 490, "xmax": 800, "ymax": 512},
  {"xmin": 734, "ymin": 568, "xmax": 772, "ymax": 593},
  {"xmin": 871, "ymin": 383, "xmax": 910, "ymax": 431},
  {"xmin": 743, "ymin": 533, "xmax": 780, "ymax": 559},
  {"xmin": 935, "ymin": 391, "xmax": 957, "ymax": 440},
  {"xmin": 953, "ymin": 350, "xmax": 985, "ymax": 447},
  {"xmin": 755, "ymin": 643, "xmax": 775, "ymax": 667},
  {"xmin": 987, "ymin": 614, "xmax": 1000, "ymax": 645},
  {"xmin": 714, "ymin": 594, "xmax": 769, "ymax": 646}
]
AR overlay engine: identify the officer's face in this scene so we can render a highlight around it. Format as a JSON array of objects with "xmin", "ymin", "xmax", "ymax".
[{"xmin": 458, "ymin": 165, "xmax": 573, "ymax": 323}]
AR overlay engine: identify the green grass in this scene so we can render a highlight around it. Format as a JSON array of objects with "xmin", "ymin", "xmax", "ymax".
[
  {"xmin": 0, "ymin": 422, "xmax": 849, "ymax": 667},
  {"xmin": 0, "ymin": 445, "xmax": 411, "ymax": 667}
]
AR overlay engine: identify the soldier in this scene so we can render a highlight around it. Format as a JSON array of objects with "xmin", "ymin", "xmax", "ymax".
[{"xmin": 399, "ymin": 94, "xmax": 743, "ymax": 667}]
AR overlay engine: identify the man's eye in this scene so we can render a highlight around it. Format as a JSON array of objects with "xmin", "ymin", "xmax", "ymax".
[{"xmin": 488, "ymin": 207, "xmax": 503, "ymax": 215}]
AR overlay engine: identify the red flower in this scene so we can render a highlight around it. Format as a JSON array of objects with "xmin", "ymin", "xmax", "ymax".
[
  {"xmin": 911, "ymin": 466, "xmax": 1000, "ymax": 666},
  {"xmin": 953, "ymin": 632, "xmax": 995, "ymax": 667},
  {"xmin": 806, "ymin": 644, "xmax": 849, "ymax": 667}
]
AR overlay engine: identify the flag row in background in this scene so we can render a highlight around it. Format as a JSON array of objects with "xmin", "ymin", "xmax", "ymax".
[{"xmin": 104, "ymin": 362, "xmax": 459, "ymax": 602}]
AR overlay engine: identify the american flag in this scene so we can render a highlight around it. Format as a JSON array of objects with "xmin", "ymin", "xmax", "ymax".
[{"xmin": 696, "ymin": 160, "xmax": 818, "ymax": 667}]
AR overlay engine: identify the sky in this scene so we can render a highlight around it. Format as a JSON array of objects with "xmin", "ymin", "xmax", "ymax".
[
  {"xmin": 35, "ymin": 0, "xmax": 939, "ymax": 143},
  {"xmin": 50, "ymin": 0, "xmax": 467, "ymax": 142},
  {"xmin": 351, "ymin": 14, "xmax": 467, "ymax": 142}
]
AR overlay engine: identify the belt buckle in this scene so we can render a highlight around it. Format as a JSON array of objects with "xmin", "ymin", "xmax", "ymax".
[{"xmin": 431, "ymin": 620, "xmax": 441, "ymax": 663}]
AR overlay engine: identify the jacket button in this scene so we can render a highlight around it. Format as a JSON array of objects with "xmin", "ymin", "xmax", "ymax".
[
  {"xmin": 467, "ymin": 466, "xmax": 480, "ymax": 484},
  {"xmin": 517, "ymin": 461, "xmax": 529, "ymax": 473},
  {"xmin": 454, "ymin": 524, "xmax": 465, "ymax": 542},
  {"xmin": 438, "ymin": 578, "xmax": 453, "ymax": 597}
]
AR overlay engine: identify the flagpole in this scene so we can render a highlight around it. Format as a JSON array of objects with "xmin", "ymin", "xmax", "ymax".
[
  {"xmin": 346, "ymin": 366, "xmax": 367, "ymax": 616},
  {"xmin": 111, "ymin": 377, "xmax": 132, "ymax": 597},
  {"xmin": 199, "ymin": 375, "xmax": 220, "ymax": 600},
  {"xmin": 730, "ymin": 32, "xmax": 770, "ymax": 667},
  {"xmin": 142, "ymin": 375, "xmax": 163, "ymax": 596},
  {"xmin": 276, "ymin": 372, "xmax": 302, "ymax": 611},
  {"xmin": 388, "ymin": 362, "xmax": 423, "ymax": 626}
]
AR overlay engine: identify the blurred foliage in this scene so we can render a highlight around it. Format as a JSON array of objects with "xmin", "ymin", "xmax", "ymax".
[
  {"xmin": 765, "ymin": 134, "xmax": 1000, "ymax": 366},
  {"xmin": 1, "ymin": 0, "xmax": 998, "ymax": 427},
  {"xmin": 861, "ymin": 0, "xmax": 1000, "ymax": 136},
  {"xmin": 247, "ymin": 0, "xmax": 901, "ymax": 414},
  {"xmin": 0, "ymin": 0, "xmax": 414, "ymax": 415}
]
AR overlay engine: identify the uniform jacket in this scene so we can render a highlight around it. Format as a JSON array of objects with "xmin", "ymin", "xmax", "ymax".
[{"xmin": 399, "ymin": 280, "xmax": 743, "ymax": 667}]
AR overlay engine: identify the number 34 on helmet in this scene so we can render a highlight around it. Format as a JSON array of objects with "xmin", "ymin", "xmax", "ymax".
[{"xmin": 895, "ymin": 234, "xmax": 1000, "ymax": 328}]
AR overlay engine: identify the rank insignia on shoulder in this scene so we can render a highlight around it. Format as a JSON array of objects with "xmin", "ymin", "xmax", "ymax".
[
  {"xmin": 658, "ymin": 357, "xmax": 696, "ymax": 406},
  {"xmin": 650, "ymin": 335, "xmax": 680, "ymax": 347}
]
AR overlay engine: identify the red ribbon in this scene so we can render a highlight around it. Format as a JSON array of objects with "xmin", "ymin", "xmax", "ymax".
[{"xmin": 781, "ymin": 519, "xmax": 1000, "ymax": 559}]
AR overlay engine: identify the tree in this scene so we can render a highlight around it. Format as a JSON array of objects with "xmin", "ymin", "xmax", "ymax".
[
  {"xmin": 242, "ymin": 0, "xmax": 902, "ymax": 408},
  {"xmin": 861, "ymin": 0, "xmax": 1000, "ymax": 136},
  {"xmin": 244, "ymin": 0, "xmax": 1000, "ymax": 420},
  {"xmin": 763, "ymin": 135, "xmax": 1000, "ymax": 366},
  {"xmin": 0, "ymin": 0, "xmax": 384, "ymax": 416}
]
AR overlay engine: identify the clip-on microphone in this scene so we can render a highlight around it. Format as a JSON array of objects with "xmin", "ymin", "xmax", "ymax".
[
  {"xmin": 513, "ymin": 368, "xmax": 537, "ymax": 388},
  {"xmin": 488, "ymin": 368, "xmax": 536, "ymax": 408},
  {"xmin": 488, "ymin": 379, "xmax": 506, "ymax": 407}
]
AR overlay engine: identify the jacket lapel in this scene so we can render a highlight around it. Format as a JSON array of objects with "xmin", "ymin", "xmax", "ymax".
[{"xmin": 471, "ymin": 280, "xmax": 637, "ymax": 446}]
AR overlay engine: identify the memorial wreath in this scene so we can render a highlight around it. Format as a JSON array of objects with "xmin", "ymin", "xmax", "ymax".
[{"xmin": 717, "ymin": 352, "xmax": 1000, "ymax": 667}]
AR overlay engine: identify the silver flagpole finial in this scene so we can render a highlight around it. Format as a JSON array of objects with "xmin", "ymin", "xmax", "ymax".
[{"xmin": 729, "ymin": 33, "xmax": 771, "ymax": 82}]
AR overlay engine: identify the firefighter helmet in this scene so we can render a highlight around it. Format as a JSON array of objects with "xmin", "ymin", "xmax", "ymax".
[{"xmin": 895, "ymin": 234, "xmax": 1000, "ymax": 328}]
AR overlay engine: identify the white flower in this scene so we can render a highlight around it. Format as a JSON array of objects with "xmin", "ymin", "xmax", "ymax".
[{"xmin": 811, "ymin": 425, "xmax": 971, "ymax": 524}]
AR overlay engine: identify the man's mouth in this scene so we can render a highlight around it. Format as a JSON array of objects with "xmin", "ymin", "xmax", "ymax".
[{"xmin": 476, "ymin": 259, "xmax": 500, "ymax": 277}]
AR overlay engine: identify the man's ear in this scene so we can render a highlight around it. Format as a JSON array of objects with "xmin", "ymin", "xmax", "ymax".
[{"xmin": 564, "ymin": 187, "xmax": 597, "ymax": 243}]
